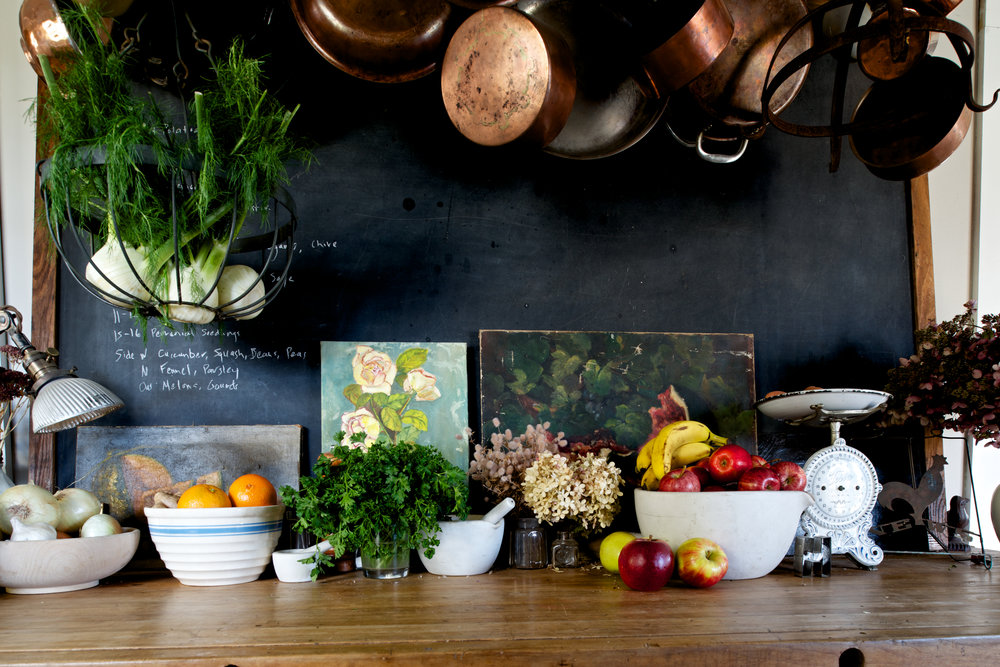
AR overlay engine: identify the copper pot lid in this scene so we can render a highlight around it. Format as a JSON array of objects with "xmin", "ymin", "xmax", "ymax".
[
  {"xmin": 849, "ymin": 56, "xmax": 971, "ymax": 180},
  {"xmin": 687, "ymin": 0, "xmax": 813, "ymax": 128},
  {"xmin": 440, "ymin": 6, "xmax": 576, "ymax": 147},
  {"xmin": 289, "ymin": 0, "xmax": 453, "ymax": 83},
  {"xmin": 856, "ymin": 6, "xmax": 928, "ymax": 81}
]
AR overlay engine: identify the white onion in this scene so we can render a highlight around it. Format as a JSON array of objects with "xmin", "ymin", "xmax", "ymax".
[
  {"xmin": 80, "ymin": 513, "xmax": 122, "ymax": 537},
  {"xmin": 0, "ymin": 483, "xmax": 61, "ymax": 535},
  {"xmin": 218, "ymin": 264, "xmax": 266, "ymax": 320},
  {"xmin": 85, "ymin": 240, "xmax": 152, "ymax": 307},
  {"xmin": 55, "ymin": 487, "xmax": 103, "ymax": 533},
  {"xmin": 10, "ymin": 516, "xmax": 58, "ymax": 541}
]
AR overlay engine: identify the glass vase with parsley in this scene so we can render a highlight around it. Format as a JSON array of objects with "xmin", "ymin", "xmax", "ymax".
[{"xmin": 280, "ymin": 433, "xmax": 469, "ymax": 580}]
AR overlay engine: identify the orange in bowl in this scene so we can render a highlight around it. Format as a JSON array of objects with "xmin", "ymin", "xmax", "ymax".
[
  {"xmin": 228, "ymin": 474, "xmax": 278, "ymax": 507},
  {"xmin": 177, "ymin": 484, "xmax": 232, "ymax": 509}
]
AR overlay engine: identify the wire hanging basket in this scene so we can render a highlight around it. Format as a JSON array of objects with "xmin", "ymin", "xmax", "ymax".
[
  {"xmin": 33, "ymin": 2, "xmax": 306, "ymax": 326},
  {"xmin": 38, "ymin": 146, "xmax": 296, "ymax": 325}
]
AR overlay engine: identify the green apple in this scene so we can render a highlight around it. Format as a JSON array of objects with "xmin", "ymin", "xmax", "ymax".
[{"xmin": 599, "ymin": 531, "xmax": 637, "ymax": 572}]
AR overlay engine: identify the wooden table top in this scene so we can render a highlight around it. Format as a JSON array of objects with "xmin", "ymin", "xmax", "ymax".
[{"xmin": 1, "ymin": 553, "xmax": 998, "ymax": 666}]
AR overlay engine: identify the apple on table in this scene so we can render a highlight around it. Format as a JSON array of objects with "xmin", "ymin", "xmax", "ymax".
[
  {"xmin": 599, "ymin": 531, "xmax": 637, "ymax": 573},
  {"xmin": 675, "ymin": 537, "xmax": 728, "ymax": 588},
  {"xmin": 618, "ymin": 537, "xmax": 674, "ymax": 591}
]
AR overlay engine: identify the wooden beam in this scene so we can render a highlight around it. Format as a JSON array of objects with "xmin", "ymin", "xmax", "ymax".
[
  {"xmin": 29, "ymin": 79, "xmax": 57, "ymax": 491},
  {"xmin": 907, "ymin": 173, "xmax": 946, "ymax": 548}
]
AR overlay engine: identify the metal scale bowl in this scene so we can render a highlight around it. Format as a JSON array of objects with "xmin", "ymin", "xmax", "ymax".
[{"xmin": 755, "ymin": 388, "xmax": 891, "ymax": 568}]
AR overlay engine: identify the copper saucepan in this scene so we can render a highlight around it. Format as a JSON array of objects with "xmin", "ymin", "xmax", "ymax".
[
  {"xmin": 638, "ymin": 0, "xmax": 735, "ymax": 97},
  {"xmin": 518, "ymin": 0, "xmax": 667, "ymax": 159},
  {"xmin": 849, "ymin": 56, "xmax": 971, "ymax": 180},
  {"xmin": 289, "ymin": 0, "xmax": 454, "ymax": 83},
  {"xmin": 439, "ymin": 6, "xmax": 576, "ymax": 148},
  {"xmin": 666, "ymin": 0, "xmax": 814, "ymax": 163}
]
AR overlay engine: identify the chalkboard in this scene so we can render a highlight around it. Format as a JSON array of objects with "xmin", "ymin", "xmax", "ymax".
[{"xmin": 53, "ymin": 4, "xmax": 918, "ymax": 492}]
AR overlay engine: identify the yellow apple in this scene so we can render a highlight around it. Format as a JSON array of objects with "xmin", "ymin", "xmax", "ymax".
[{"xmin": 599, "ymin": 531, "xmax": 637, "ymax": 572}]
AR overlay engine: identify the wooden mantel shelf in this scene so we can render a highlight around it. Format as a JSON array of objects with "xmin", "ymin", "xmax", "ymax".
[{"xmin": 1, "ymin": 553, "xmax": 998, "ymax": 665}]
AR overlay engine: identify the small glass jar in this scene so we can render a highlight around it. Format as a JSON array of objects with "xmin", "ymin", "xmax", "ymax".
[
  {"xmin": 511, "ymin": 517, "xmax": 547, "ymax": 569},
  {"xmin": 551, "ymin": 530, "xmax": 581, "ymax": 568}
]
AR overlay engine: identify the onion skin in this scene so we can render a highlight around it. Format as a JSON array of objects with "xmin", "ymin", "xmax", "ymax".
[
  {"xmin": 80, "ymin": 513, "xmax": 123, "ymax": 538},
  {"xmin": 54, "ymin": 488, "xmax": 103, "ymax": 533},
  {"xmin": 0, "ymin": 483, "xmax": 61, "ymax": 535}
]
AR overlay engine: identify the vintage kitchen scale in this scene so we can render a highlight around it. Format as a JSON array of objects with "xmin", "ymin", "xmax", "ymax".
[{"xmin": 756, "ymin": 388, "xmax": 891, "ymax": 569}]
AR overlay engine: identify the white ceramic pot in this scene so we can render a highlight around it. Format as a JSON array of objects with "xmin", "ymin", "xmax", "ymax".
[
  {"xmin": 418, "ymin": 518, "xmax": 504, "ymax": 576},
  {"xmin": 634, "ymin": 489, "xmax": 814, "ymax": 580}
]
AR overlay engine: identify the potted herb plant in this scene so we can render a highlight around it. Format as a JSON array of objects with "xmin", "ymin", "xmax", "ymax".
[
  {"xmin": 280, "ymin": 434, "xmax": 469, "ymax": 580},
  {"xmin": 33, "ymin": 5, "xmax": 310, "ymax": 326}
]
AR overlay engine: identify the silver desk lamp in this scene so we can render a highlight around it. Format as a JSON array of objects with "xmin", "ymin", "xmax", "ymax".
[{"xmin": 0, "ymin": 305, "xmax": 122, "ymax": 432}]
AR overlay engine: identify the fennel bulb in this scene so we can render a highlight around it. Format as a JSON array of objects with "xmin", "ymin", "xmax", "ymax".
[
  {"xmin": 161, "ymin": 264, "xmax": 220, "ymax": 325},
  {"xmin": 85, "ymin": 240, "xmax": 152, "ymax": 307},
  {"xmin": 218, "ymin": 265, "xmax": 266, "ymax": 320}
]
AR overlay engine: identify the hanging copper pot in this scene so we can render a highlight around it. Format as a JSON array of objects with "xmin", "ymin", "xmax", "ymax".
[
  {"xmin": 518, "ymin": 0, "xmax": 666, "ymax": 159},
  {"xmin": 856, "ymin": 5, "xmax": 928, "ymax": 81},
  {"xmin": 849, "ymin": 56, "xmax": 971, "ymax": 180},
  {"xmin": 663, "ymin": 0, "xmax": 813, "ymax": 163},
  {"xmin": 289, "ymin": 0, "xmax": 454, "ymax": 83},
  {"xmin": 439, "ymin": 6, "xmax": 576, "ymax": 147},
  {"xmin": 639, "ymin": 0, "xmax": 735, "ymax": 97}
]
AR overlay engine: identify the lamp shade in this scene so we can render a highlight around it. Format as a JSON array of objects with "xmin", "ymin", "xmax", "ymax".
[{"xmin": 30, "ymin": 376, "xmax": 123, "ymax": 433}]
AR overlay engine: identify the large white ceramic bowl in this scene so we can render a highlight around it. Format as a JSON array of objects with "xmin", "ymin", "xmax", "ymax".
[
  {"xmin": 417, "ymin": 518, "xmax": 505, "ymax": 576},
  {"xmin": 145, "ymin": 504, "xmax": 284, "ymax": 586},
  {"xmin": 634, "ymin": 489, "xmax": 813, "ymax": 580},
  {"xmin": 0, "ymin": 527, "xmax": 140, "ymax": 594}
]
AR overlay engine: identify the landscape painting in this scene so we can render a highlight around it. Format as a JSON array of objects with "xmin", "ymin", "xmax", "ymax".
[
  {"xmin": 479, "ymin": 331, "xmax": 756, "ymax": 453},
  {"xmin": 321, "ymin": 341, "xmax": 470, "ymax": 471}
]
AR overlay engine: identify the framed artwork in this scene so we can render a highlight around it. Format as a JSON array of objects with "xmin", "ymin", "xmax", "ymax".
[
  {"xmin": 479, "ymin": 331, "xmax": 757, "ymax": 452},
  {"xmin": 75, "ymin": 425, "xmax": 303, "ymax": 523},
  {"xmin": 321, "ymin": 341, "xmax": 470, "ymax": 471}
]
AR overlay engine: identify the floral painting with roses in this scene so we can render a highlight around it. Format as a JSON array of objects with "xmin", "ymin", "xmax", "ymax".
[
  {"xmin": 320, "ymin": 342, "xmax": 470, "ymax": 471},
  {"xmin": 479, "ymin": 331, "xmax": 757, "ymax": 453}
]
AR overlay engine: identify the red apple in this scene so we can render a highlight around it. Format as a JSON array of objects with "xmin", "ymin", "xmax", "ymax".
[
  {"xmin": 771, "ymin": 460, "xmax": 808, "ymax": 491},
  {"xmin": 618, "ymin": 537, "xmax": 674, "ymax": 591},
  {"xmin": 702, "ymin": 485, "xmax": 727, "ymax": 492},
  {"xmin": 658, "ymin": 467, "xmax": 701, "ymax": 492},
  {"xmin": 750, "ymin": 455, "xmax": 769, "ymax": 468},
  {"xmin": 706, "ymin": 444, "xmax": 752, "ymax": 484},
  {"xmin": 688, "ymin": 465, "xmax": 712, "ymax": 488},
  {"xmin": 675, "ymin": 537, "xmax": 728, "ymax": 587},
  {"xmin": 737, "ymin": 465, "xmax": 782, "ymax": 491}
]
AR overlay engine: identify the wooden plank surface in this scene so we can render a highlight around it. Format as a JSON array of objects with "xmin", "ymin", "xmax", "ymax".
[{"xmin": 1, "ymin": 554, "xmax": 997, "ymax": 665}]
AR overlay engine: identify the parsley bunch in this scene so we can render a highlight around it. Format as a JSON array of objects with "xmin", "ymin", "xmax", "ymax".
[{"xmin": 280, "ymin": 435, "xmax": 469, "ymax": 579}]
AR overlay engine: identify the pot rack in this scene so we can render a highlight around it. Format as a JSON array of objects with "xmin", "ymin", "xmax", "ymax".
[
  {"xmin": 35, "ymin": 1, "xmax": 297, "ymax": 325},
  {"xmin": 762, "ymin": 0, "xmax": 998, "ymax": 177}
]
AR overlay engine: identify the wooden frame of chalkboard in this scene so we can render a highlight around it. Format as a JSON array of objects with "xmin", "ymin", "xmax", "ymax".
[{"xmin": 25, "ymin": 15, "xmax": 942, "ymax": 532}]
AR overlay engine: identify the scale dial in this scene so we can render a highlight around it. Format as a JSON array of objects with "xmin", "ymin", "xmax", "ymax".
[
  {"xmin": 800, "ymin": 442, "xmax": 884, "ymax": 568},
  {"xmin": 805, "ymin": 445, "xmax": 878, "ymax": 525}
]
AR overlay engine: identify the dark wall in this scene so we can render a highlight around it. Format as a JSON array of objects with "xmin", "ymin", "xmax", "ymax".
[{"xmin": 55, "ymin": 2, "xmax": 917, "ymax": 490}]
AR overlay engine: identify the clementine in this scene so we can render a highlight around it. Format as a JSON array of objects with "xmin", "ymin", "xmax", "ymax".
[
  {"xmin": 177, "ymin": 483, "xmax": 232, "ymax": 508},
  {"xmin": 228, "ymin": 474, "xmax": 278, "ymax": 507}
]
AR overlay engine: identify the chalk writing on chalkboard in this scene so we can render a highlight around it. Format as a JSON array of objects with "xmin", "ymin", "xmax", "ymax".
[{"xmin": 108, "ymin": 309, "xmax": 310, "ymax": 395}]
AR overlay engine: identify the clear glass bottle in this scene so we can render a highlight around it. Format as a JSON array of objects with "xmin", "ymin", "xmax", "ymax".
[
  {"xmin": 551, "ymin": 530, "xmax": 581, "ymax": 568},
  {"xmin": 512, "ymin": 517, "xmax": 547, "ymax": 569}
]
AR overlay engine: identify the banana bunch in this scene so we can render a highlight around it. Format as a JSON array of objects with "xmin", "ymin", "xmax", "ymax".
[{"xmin": 635, "ymin": 420, "xmax": 729, "ymax": 489}]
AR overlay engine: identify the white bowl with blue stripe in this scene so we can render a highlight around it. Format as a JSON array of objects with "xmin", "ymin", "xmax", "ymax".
[{"xmin": 145, "ymin": 505, "xmax": 284, "ymax": 586}]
